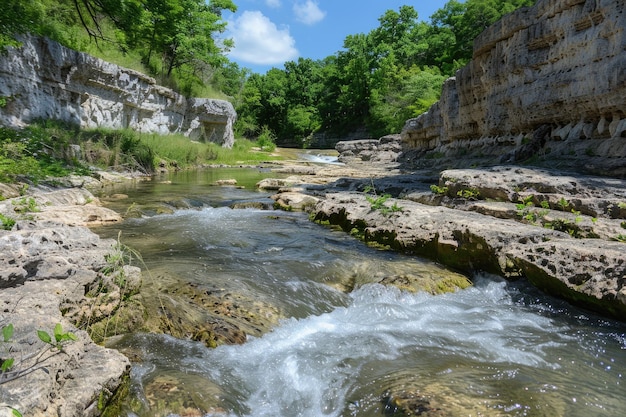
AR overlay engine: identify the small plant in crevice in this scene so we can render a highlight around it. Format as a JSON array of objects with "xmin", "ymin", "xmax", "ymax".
[
  {"xmin": 364, "ymin": 183, "xmax": 404, "ymax": 217},
  {"xmin": 80, "ymin": 232, "xmax": 174, "ymax": 343},
  {"xmin": 36, "ymin": 323, "xmax": 78, "ymax": 350},
  {"xmin": 515, "ymin": 195, "xmax": 548, "ymax": 225},
  {"xmin": 12, "ymin": 197, "xmax": 40, "ymax": 214},
  {"xmin": 0, "ymin": 213, "xmax": 16, "ymax": 231},
  {"xmin": 429, "ymin": 184, "xmax": 448, "ymax": 195},
  {"xmin": 557, "ymin": 197, "xmax": 570, "ymax": 211},
  {"xmin": 456, "ymin": 187, "xmax": 480, "ymax": 200}
]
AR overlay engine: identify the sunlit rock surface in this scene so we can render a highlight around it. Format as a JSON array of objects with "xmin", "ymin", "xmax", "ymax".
[
  {"xmin": 0, "ymin": 186, "xmax": 136, "ymax": 416},
  {"xmin": 0, "ymin": 35, "xmax": 236, "ymax": 147},
  {"xmin": 402, "ymin": 0, "xmax": 626, "ymax": 176}
]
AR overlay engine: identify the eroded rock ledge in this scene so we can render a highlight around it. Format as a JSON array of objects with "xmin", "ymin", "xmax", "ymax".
[
  {"xmin": 0, "ymin": 35, "xmax": 236, "ymax": 146},
  {"xmin": 401, "ymin": 0, "xmax": 626, "ymax": 176},
  {"xmin": 265, "ymin": 160, "xmax": 626, "ymax": 321},
  {"xmin": 0, "ymin": 185, "xmax": 137, "ymax": 416}
]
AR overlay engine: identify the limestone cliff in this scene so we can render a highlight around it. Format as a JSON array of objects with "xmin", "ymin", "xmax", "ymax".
[
  {"xmin": 401, "ymin": 0, "xmax": 626, "ymax": 176},
  {"xmin": 0, "ymin": 35, "xmax": 236, "ymax": 147}
]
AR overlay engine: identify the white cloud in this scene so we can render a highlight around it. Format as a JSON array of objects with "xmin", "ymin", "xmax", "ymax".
[
  {"xmin": 293, "ymin": 0, "xmax": 326, "ymax": 25},
  {"xmin": 227, "ymin": 11, "xmax": 299, "ymax": 65},
  {"xmin": 265, "ymin": 0, "xmax": 281, "ymax": 7}
]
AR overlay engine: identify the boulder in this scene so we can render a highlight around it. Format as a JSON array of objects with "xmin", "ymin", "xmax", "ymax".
[
  {"xmin": 336, "ymin": 135, "xmax": 403, "ymax": 164},
  {"xmin": 271, "ymin": 191, "xmax": 320, "ymax": 211}
]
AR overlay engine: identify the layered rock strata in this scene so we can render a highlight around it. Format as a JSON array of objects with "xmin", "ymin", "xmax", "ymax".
[
  {"xmin": 0, "ymin": 35, "xmax": 236, "ymax": 147},
  {"xmin": 259, "ymin": 157, "xmax": 626, "ymax": 320},
  {"xmin": 0, "ymin": 186, "xmax": 137, "ymax": 416},
  {"xmin": 309, "ymin": 168, "xmax": 626, "ymax": 319},
  {"xmin": 402, "ymin": 0, "xmax": 626, "ymax": 176}
]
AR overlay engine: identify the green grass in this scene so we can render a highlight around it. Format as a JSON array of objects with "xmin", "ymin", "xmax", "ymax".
[
  {"xmin": 0, "ymin": 122, "xmax": 86, "ymax": 183},
  {"xmin": 135, "ymin": 131, "xmax": 279, "ymax": 167},
  {"xmin": 0, "ymin": 122, "xmax": 281, "ymax": 184}
]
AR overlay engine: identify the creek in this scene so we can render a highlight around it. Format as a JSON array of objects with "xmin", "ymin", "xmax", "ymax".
[{"xmin": 94, "ymin": 168, "xmax": 625, "ymax": 417}]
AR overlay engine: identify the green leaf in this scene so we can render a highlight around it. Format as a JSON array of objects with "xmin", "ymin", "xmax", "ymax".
[
  {"xmin": 37, "ymin": 330, "xmax": 52, "ymax": 344},
  {"xmin": 58, "ymin": 332, "xmax": 77, "ymax": 343},
  {"xmin": 12, "ymin": 408, "xmax": 22, "ymax": 417},
  {"xmin": 2, "ymin": 323, "xmax": 14, "ymax": 342},
  {"xmin": 1, "ymin": 357, "xmax": 15, "ymax": 372},
  {"xmin": 54, "ymin": 323, "xmax": 63, "ymax": 343}
]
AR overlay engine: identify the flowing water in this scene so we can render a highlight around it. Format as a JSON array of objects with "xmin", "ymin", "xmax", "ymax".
[{"xmin": 94, "ymin": 168, "xmax": 625, "ymax": 417}]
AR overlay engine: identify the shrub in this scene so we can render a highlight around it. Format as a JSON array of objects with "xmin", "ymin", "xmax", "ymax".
[{"xmin": 256, "ymin": 126, "xmax": 276, "ymax": 152}]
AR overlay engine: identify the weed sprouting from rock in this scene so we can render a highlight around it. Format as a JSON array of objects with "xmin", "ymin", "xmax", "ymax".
[{"xmin": 364, "ymin": 182, "xmax": 404, "ymax": 216}]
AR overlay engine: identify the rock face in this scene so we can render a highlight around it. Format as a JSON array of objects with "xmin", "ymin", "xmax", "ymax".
[
  {"xmin": 0, "ymin": 35, "xmax": 236, "ymax": 147},
  {"xmin": 0, "ymin": 186, "xmax": 137, "ymax": 416},
  {"xmin": 401, "ymin": 0, "xmax": 626, "ymax": 176},
  {"xmin": 258, "ymin": 158, "xmax": 626, "ymax": 320}
]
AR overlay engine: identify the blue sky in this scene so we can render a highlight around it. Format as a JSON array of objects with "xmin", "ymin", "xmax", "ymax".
[{"xmin": 223, "ymin": 0, "xmax": 449, "ymax": 73}]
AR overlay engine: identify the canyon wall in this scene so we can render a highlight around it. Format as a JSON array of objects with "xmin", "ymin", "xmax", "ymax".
[
  {"xmin": 401, "ymin": 0, "xmax": 626, "ymax": 176},
  {"xmin": 0, "ymin": 35, "xmax": 236, "ymax": 147}
]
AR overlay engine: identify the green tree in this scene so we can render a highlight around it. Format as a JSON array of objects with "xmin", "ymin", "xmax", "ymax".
[
  {"xmin": 237, "ymin": 0, "xmax": 537, "ymax": 143},
  {"xmin": 235, "ymin": 69, "xmax": 289, "ymax": 142},
  {"xmin": 0, "ymin": 1, "xmax": 44, "ymax": 50},
  {"xmin": 330, "ymin": 33, "xmax": 376, "ymax": 134},
  {"xmin": 281, "ymin": 58, "xmax": 324, "ymax": 143},
  {"xmin": 371, "ymin": 5, "xmax": 430, "ymax": 68},
  {"xmin": 428, "ymin": 0, "xmax": 535, "ymax": 74},
  {"xmin": 369, "ymin": 66, "xmax": 445, "ymax": 136},
  {"xmin": 285, "ymin": 105, "xmax": 321, "ymax": 146},
  {"xmin": 235, "ymin": 73, "xmax": 264, "ymax": 138},
  {"xmin": 121, "ymin": 0, "xmax": 236, "ymax": 79}
]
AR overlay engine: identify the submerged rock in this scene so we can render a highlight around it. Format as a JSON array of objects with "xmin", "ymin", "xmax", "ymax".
[{"xmin": 138, "ymin": 278, "xmax": 283, "ymax": 348}]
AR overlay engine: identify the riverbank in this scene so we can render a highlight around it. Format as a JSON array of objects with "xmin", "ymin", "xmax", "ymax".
[
  {"xmin": 0, "ymin": 175, "xmax": 141, "ymax": 416},
  {"xmin": 261, "ymin": 142, "xmax": 626, "ymax": 321}
]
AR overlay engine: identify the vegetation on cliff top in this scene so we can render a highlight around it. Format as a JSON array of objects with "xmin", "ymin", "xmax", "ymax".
[
  {"xmin": 1, "ymin": 0, "xmax": 239, "ymax": 99},
  {"xmin": 1, "ymin": 0, "xmax": 535, "ymax": 147}
]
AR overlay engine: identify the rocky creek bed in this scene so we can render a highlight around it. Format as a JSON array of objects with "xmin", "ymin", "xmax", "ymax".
[
  {"xmin": 265, "ymin": 158, "xmax": 626, "ymax": 320},
  {"xmin": 0, "ymin": 154, "xmax": 625, "ymax": 416}
]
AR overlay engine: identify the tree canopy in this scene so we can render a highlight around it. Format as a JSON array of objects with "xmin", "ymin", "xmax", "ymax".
[
  {"xmin": 236, "ymin": 0, "xmax": 535, "ymax": 146},
  {"xmin": 2, "ymin": 0, "xmax": 240, "ymax": 97}
]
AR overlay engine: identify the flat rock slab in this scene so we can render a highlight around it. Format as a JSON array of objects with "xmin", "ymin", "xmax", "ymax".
[
  {"xmin": 0, "ymin": 186, "xmax": 131, "ymax": 416},
  {"xmin": 0, "ymin": 279, "xmax": 130, "ymax": 417},
  {"xmin": 313, "ymin": 192, "xmax": 626, "ymax": 319}
]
